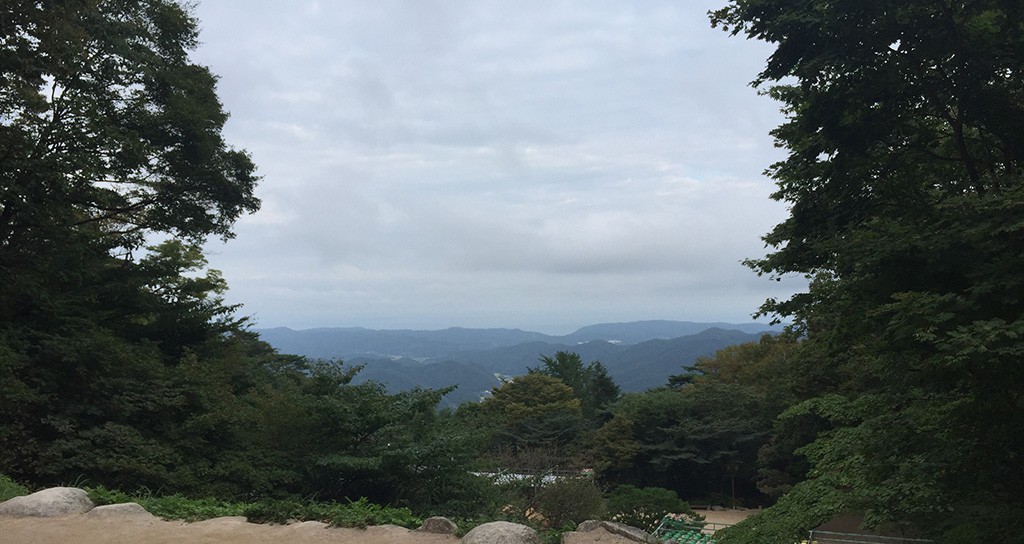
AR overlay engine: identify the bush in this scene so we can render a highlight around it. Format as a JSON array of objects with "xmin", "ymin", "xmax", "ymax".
[
  {"xmin": 140, "ymin": 495, "xmax": 247, "ymax": 521},
  {"xmin": 86, "ymin": 485, "xmax": 136, "ymax": 506},
  {"xmin": 0, "ymin": 474, "xmax": 29, "ymax": 502},
  {"xmin": 327, "ymin": 497, "xmax": 421, "ymax": 529},
  {"xmin": 86, "ymin": 485, "xmax": 247, "ymax": 521},
  {"xmin": 243, "ymin": 498, "xmax": 318, "ymax": 524},
  {"xmin": 85, "ymin": 485, "xmax": 423, "ymax": 528},
  {"xmin": 536, "ymin": 477, "xmax": 605, "ymax": 527},
  {"xmin": 605, "ymin": 485, "xmax": 698, "ymax": 531}
]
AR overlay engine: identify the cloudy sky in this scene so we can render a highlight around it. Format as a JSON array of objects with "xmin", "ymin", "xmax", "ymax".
[{"xmin": 190, "ymin": 0, "xmax": 804, "ymax": 334}]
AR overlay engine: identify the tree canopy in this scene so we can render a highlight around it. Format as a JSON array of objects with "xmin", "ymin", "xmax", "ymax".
[
  {"xmin": 1, "ymin": 0, "xmax": 259, "ymax": 261},
  {"xmin": 712, "ymin": 1, "xmax": 1024, "ymax": 542},
  {"xmin": 529, "ymin": 351, "xmax": 621, "ymax": 422}
]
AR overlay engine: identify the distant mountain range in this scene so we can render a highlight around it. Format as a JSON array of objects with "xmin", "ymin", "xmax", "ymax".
[{"xmin": 255, "ymin": 320, "xmax": 781, "ymax": 406}]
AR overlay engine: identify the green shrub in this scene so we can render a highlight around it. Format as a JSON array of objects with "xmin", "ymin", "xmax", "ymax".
[
  {"xmin": 605, "ymin": 485, "xmax": 698, "ymax": 531},
  {"xmin": 85, "ymin": 486, "xmax": 246, "ymax": 521},
  {"xmin": 536, "ymin": 477, "xmax": 605, "ymax": 527},
  {"xmin": 84, "ymin": 485, "xmax": 422, "ymax": 529},
  {"xmin": 140, "ymin": 495, "xmax": 246, "ymax": 521},
  {"xmin": 327, "ymin": 497, "xmax": 421, "ymax": 529},
  {"xmin": 0, "ymin": 474, "xmax": 29, "ymax": 501},
  {"xmin": 420, "ymin": 471, "xmax": 508, "ymax": 519},
  {"xmin": 86, "ymin": 485, "xmax": 135, "ymax": 506},
  {"xmin": 243, "ymin": 498, "xmax": 316, "ymax": 524}
]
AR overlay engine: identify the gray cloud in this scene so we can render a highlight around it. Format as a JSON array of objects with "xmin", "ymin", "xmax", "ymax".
[{"xmin": 194, "ymin": 0, "xmax": 803, "ymax": 333}]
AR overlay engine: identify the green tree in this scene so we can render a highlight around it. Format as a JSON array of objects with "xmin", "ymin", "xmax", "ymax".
[
  {"xmin": 530, "ymin": 351, "xmax": 621, "ymax": 422},
  {"xmin": 587, "ymin": 414, "xmax": 641, "ymax": 473},
  {"xmin": 1, "ymin": 0, "xmax": 258, "ymax": 259},
  {"xmin": 0, "ymin": 0, "xmax": 263, "ymax": 497},
  {"xmin": 0, "ymin": 2, "xmax": 491, "ymax": 516},
  {"xmin": 482, "ymin": 373, "xmax": 584, "ymax": 452},
  {"xmin": 606, "ymin": 383, "xmax": 776, "ymax": 504},
  {"xmin": 712, "ymin": 1, "xmax": 1024, "ymax": 541}
]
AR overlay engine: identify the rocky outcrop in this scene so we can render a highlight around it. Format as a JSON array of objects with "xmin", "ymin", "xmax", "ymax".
[
  {"xmin": 463, "ymin": 521, "xmax": 540, "ymax": 544},
  {"xmin": 576, "ymin": 520, "xmax": 603, "ymax": 532},
  {"xmin": 418, "ymin": 516, "xmax": 458, "ymax": 534},
  {"xmin": 574, "ymin": 521, "xmax": 656, "ymax": 544},
  {"xmin": 0, "ymin": 487, "xmax": 95, "ymax": 517}
]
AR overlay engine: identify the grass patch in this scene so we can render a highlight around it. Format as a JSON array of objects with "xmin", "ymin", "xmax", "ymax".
[{"xmin": 0, "ymin": 474, "xmax": 29, "ymax": 502}]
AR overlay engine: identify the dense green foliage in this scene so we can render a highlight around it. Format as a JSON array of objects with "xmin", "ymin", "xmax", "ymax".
[
  {"xmin": 530, "ymin": 351, "xmax": 621, "ymax": 421},
  {"xmin": 606, "ymin": 485, "xmax": 697, "ymax": 532},
  {"xmin": 710, "ymin": 1, "xmax": 1024, "ymax": 542},
  {"xmin": 534, "ymin": 477, "xmax": 606, "ymax": 528},
  {"xmin": 0, "ymin": 474, "xmax": 29, "ymax": 502},
  {"xmin": 86, "ymin": 485, "xmax": 422, "ymax": 527}
]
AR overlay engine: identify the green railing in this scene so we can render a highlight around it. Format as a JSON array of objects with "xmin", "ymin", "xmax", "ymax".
[{"xmin": 653, "ymin": 515, "xmax": 729, "ymax": 544}]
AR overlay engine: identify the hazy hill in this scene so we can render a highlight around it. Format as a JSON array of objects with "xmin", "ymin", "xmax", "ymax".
[
  {"xmin": 255, "ymin": 326, "xmax": 551, "ymax": 360},
  {"xmin": 563, "ymin": 319, "xmax": 779, "ymax": 344},
  {"xmin": 435, "ymin": 327, "xmax": 763, "ymax": 392},
  {"xmin": 347, "ymin": 358, "xmax": 500, "ymax": 406},
  {"xmin": 256, "ymin": 320, "xmax": 780, "ymax": 360},
  {"xmin": 257, "ymin": 321, "xmax": 777, "ymax": 407}
]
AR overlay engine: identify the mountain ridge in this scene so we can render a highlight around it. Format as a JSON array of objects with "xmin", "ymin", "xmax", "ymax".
[
  {"xmin": 255, "ymin": 321, "xmax": 780, "ymax": 407},
  {"xmin": 256, "ymin": 319, "xmax": 781, "ymax": 360}
]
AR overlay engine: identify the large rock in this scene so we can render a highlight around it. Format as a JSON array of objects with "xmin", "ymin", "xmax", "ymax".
[
  {"xmin": 598, "ymin": 521, "xmax": 656, "ymax": 544},
  {"xmin": 418, "ymin": 516, "xmax": 459, "ymax": 534},
  {"xmin": 575, "ymin": 521, "xmax": 655, "ymax": 544},
  {"xmin": 576, "ymin": 520, "xmax": 604, "ymax": 532},
  {"xmin": 463, "ymin": 521, "xmax": 540, "ymax": 544},
  {"xmin": 84, "ymin": 502, "xmax": 159, "ymax": 521},
  {"xmin": 0, "ymin": 487, "xmax": 94, "ymax": 517}
]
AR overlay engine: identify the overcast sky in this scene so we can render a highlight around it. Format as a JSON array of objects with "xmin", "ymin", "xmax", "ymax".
[{"xmin": 191, "ymin": 0, "xmax": 804, "ymax": 335}]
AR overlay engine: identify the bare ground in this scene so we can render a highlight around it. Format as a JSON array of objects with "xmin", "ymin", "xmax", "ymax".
[{"xmin": 0, "ymin": 509, "xmax": 756, "ymax": 544}]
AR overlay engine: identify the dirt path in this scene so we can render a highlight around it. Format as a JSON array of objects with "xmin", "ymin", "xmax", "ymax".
[
  {"xmin": 699, "ymin": 509, "xmax": 757, "ymax": 527},
  {"xmin": 0, "ymin": 509, "xmax": 755, "ymax": 544},
  {"xmin": 0, "ymin": 516, "xmax": 458, "ymax": 544}
]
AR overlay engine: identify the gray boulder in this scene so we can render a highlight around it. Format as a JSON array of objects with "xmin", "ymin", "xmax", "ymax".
[
  {"xmin": 574, "ymin": 521, "xmax": 656, "ymax": 544},
  {"xmin": 85, "ymin": 502, "xmax": 158, "ymax": 521},
  {"xmin": 576, "ymin": 520, "xmax": 604, "ymax": 532},
  {"xmin": 0, "ymin": 487, "xmax": 94, "ymax": 517},
  {"xmin": 418, "ymin": 516, "xmax": 459, "ymax": 534},
  {"xmin": 463, "ymin": 521, "xmax": 540, "ymax": 544},
  {"xmin": 598, "ymin": 521, "xmax": 657, "ymax": 544}
]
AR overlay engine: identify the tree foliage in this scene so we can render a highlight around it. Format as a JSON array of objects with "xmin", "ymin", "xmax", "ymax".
[
  {"xmin": 712, "ymin": 1, "xmax": 1024, "ymax": 541},
  {"xmin": 605, "ymin": 485, "xmax": 697, "ymax": 532},
  {"xmin": 1, "ymin": 0, "xmax": 259, "ymax": 258},
  {"xmin": 482, "ymin": 373, "xmax": 584, "ymax": 453},
  {"xmin": 529, "ymin": 351, "xmax": 621, "ymax": 422}
]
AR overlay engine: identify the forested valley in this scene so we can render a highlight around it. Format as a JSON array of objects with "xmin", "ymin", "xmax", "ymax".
[{"xmin": 2, "ymin": 2, "xmax": 1023, "ymax": 544}]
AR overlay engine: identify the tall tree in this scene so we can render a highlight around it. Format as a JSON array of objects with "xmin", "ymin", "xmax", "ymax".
[
  {"xmin": 0, "ymin": 0, "xmax": 258, "ymax": 260},
  {"xmin": 530, "ymin": 351, "xmax": 621, "ymax": 422},
  {"xmin": 712, "ymin": 1, "xmax": 1024, "ymax": 542},
  {"xmin": 0, "ymin": 0, "xmax": 258, "ymax": 491},
  {"xmin": 482, "ymin": 373, "xmax": 584, "ymax": 451}
]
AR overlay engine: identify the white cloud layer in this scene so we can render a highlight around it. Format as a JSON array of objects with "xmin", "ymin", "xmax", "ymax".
[{"xmin": 193, "ymin": 0, "xmax": 804, "ymax": 334}]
